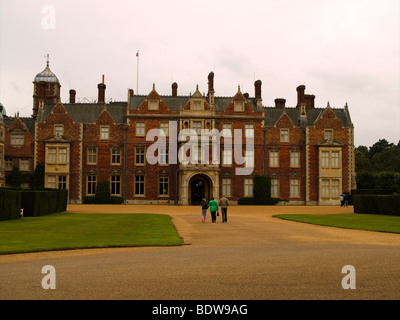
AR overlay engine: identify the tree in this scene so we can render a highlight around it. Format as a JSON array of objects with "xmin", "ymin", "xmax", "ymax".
[
  {"xmin": 371, "ymin": 147, "xmax": 400, "ymax": 173},
  {"xmin": 356, "ymin": 145, "xmax": 369, "ymax": 157},
  {"xmin": 6, "ymin": 166, "xmax": 24, "ymax": 188},
  {"xmin": 95, "ymin": 180, "xmax": 111, "ymax": 204},
  {"xmin": 355, "ymin": 149, "xmax": 371, "ymax": 173},
  {"xmin": 368, "ymin": 139, "xmax": 395, "ymax": 159},
  {"xmin": 356, "ymin": 172, "xmax": 377, "ymax": 189},
  {"xmin": 31, "ymin": 163, "xmax": 45, "ymax": 189},
  {"xmin": 238, "ymin": 175, "xmax": 280, "ymax": 205},
  {"xmin": 376, "ymin": 172, "xmax": 398, "ymax": 192},
  {"xmin": 253, "ymin": 175, "xmax": 272, "ymax": 204}
]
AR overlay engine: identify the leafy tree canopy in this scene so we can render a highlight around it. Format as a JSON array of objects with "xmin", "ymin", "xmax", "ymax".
[{"xmin": 356, "ymin": 139, "xmax": 400, "ymax": 174}]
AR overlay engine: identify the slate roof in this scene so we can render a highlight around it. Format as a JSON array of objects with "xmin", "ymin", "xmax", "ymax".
[
  {"xmin": 36, "ymin": 98, "xmax": 352, "ymax": 129},
  {"xmin": 37, "ymin": 102, "xmax": 127, "ymax": 124},
  {"xmin": 3, "ymin": 116, "xmax": 36, "ymax": 138},
  {"xmin": 264, "ymin": 106, "xmax": 353, "ymax": 128},
  {"xmin": 129, "ymin": 95, "xmax": 259, "ymax": 112}
]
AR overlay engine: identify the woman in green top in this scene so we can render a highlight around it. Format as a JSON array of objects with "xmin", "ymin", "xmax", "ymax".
[{"xmin": 208, "ymin": 197, "xmax": 218, "ymax": 223}]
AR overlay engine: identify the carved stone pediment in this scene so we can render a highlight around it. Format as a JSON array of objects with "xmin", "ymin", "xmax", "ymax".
[
  {"xmin": 318, "ymin": 139, "xmax": 343, "ymax": 147},
  {"xmin": 44, "ymin": 135, "xmax": 72, "ymax": 143}
]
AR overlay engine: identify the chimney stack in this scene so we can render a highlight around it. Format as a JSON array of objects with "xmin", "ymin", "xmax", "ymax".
[
  {"xmin": 69, "ymin": 89, "xmax": 76, "ymax": 104},
  {"xmin": 275, "ymin": 98, "xmax": 286, "ymax": 108},
  {"xmin": 305, "ymin": 94, "xmax": 315, "ymax": 109},
  {"xmin": 98, "ymin": 75, "xmax": 106, "ymax": 104},
  {"xmin": 208, "ymin": 72, "xmax": 215, "ymax": 107},
  {"xmin": 255, "ymin": 80, "xmax": 262, "ymax": 100},
  {"xmin": 208, "ymin": 72, "xmax": 215, "ymax": 93},
  {"xmin": 296, "ymin": 85, "xmax": 306, "ymax": 107},
  {"xmin": 172, "ymin": 82, "xmax": 178, "ymax": 97}
]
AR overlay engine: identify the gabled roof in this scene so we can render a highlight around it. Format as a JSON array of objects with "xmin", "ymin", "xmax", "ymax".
[
  {"xmin": 3, "ymin": 116, "xmax": 35, "ymax": 138},
  {"xmin": 37, "ymin": 102, "xmax": 127, "ymax": 124},
  {"xmin": 264, "ymin": 106, "xmax": 353, "ymax": 128},
  {"xmin": 129, "ymin": 95, "xmax": 260, "ymax": 113}
]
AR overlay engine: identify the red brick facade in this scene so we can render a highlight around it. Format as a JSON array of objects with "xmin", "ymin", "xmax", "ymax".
[{"xmin": 1, "ymin": 64, "xmax": 356, "ymax": 205}]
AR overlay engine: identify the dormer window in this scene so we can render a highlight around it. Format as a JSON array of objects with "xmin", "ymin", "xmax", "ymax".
[
  {"xmin": 148, "ymin": 99, "xmax": 159, "ymax": 111},
  {"xmin": 325, "ymin": 129, "xmax": 333, "ymax": 141},
  {"xmin": 10, "ymin": 132, "xmax": 24, "ymax": 146},
  {"xmin": 55, "ymin": 125, "xmax": 64, "ymax": 137},
  {"xmin": 234, "ymin": 101, "xmax": 244, "ymax": 112},
  {"xmin": 280, "ymin": 129, "xmax": 289, "ymax": 142},
  {"xmin": 100, "ymin": 126, "xmax": 109, "ymax": 140}
]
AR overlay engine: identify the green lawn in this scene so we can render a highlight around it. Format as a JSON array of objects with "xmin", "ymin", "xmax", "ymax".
[
  {"xmin": 0, "ymin": 213, "xmax": 183, "ymax": 255},
  {"xmin": 273, "ymin": 213, "xmax": 400, "ymax": 234}
]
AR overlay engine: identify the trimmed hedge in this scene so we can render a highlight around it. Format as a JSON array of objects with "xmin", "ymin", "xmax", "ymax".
[
  {"xmin": 350, "ymin": 189, "xmax": 393, "ymax": 205},
  {"xmin": 351, "ymin": 189, "xmax": 393, "ymax": 196},
  {"xmin": 353, "ymin": 195, "xmax": 400, "ymax": 216},
  {"xmin": 83, "ymin": 195, "xmax": 124, "ymax": 204},
  {"xmin": 238, "ymin": 197, "xmax": 280, "ymax": 205},
  {"xmin": 0, "ymin": 188, "xmax": 69, "ymax": 220},
  {"xmin": 0, "ymin": 189, "xmax": 22, "ymax": 221},
  {"xmin": 20, "ymin": 189, "xmax": 68, "ymax": 217}
]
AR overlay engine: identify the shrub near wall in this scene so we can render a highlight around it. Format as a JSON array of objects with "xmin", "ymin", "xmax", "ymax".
[
  {"xmin": 0, "ymin": 189, "xmax": 21, "ymax": 221},
  {"xmin": 353, "ymin": 195, "xmax": 400, "ymax": 216},
  {"xmin": 83, "ymin": 180, "xmax": 124, "ymax": 204},
  {"xmin": 238, "ymin": 175, "xmax": 280, "ymax": 205}
]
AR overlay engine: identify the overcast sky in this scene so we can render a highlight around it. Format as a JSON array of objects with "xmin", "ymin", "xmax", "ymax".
[{"xmin": 1, "ymin": 0, "xmax": 399, "ymax": 147}]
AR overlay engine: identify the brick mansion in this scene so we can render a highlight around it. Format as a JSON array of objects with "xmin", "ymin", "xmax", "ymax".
[{"xmin": 0, "ymin": 61, "xmax": 357, "ymax": 205}]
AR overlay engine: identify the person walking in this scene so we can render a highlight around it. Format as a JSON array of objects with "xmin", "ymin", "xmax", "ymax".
[
  {"xmin": 200, "ymin": 198, "xmax": 208, "ymax": 223},
  {"xmin": 219, "ymin": 195, "xmax": 229, "ymax": 223},
  {"xmin": 208, "ymin": 197, "xmax": 218, "ymax": 223},
  {"xmin": 340, "ymin": 194, "xmax": 344, "ymax": 207},
  {"xmin": 344, "ymin": 193, "xmax": 349, "ymax": 207}
]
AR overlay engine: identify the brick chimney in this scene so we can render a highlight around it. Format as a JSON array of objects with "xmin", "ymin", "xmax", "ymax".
[
  {"xmin": 97, "ymin": 75, "xmax": 106, "ymax": 104},
  {"xmin": 208, "ymin": 72, "xmax": 215, "ymax": 106},
  {"xmin": 254, "ymin": 80, "xmax": 263, "ymax": 110},
  {"xmin": 208, "ymin": 72, "xmax": 214, "ymax": 93},
  {"xmin": 69, "ymin": 89, "xmax": 76, "ymax": 104},
  {"xmin": 172, "ymin": 82, "xmax": 178, "ymax": 97},
  {"xmin": 255, "ymin": 80, "xmax": 262, "ymax": 100},
  {"xmin": 275, "ymin": 98, "xmax": 286, "ymax": 108},
  {"xmin": 297, "ymin": 85, "xmax": 305, "ymax": 107},
  {"xmin": 305, "ymin": 94, "xmax": 315, "ymax": 109}
]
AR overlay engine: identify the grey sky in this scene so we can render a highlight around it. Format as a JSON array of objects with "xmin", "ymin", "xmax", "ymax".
[{"xmin": 1, "ymin": 0, "xmax": 399, "ymax": 147}]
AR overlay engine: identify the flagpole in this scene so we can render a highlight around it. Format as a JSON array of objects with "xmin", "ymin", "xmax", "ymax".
[{"xmin": 136, "ymin": 51, "xmax": 139, "ymax": 95}]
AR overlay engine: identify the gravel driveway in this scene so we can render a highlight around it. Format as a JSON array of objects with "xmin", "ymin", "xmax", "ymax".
[{"xmin": 0, "ymin": 205, "xmax": 399, "ymax": 300}]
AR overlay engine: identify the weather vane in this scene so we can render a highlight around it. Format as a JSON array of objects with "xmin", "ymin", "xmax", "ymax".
[{"xmin": 44, "ymin": 54, "xmax": 50, "ymax": 66}]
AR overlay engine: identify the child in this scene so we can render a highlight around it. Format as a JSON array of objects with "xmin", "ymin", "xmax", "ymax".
[{"xmin": 201, "ymin": 198, "xmax": 208, "ymax": 223}]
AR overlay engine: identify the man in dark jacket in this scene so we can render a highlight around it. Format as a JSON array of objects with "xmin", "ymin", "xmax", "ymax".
[{"xmin": 219, "ymin": 196, "xmax": 229, "ymax": 223}]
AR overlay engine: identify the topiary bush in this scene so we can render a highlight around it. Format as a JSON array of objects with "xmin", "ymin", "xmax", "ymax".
[{"xmin": 83, "ymin": 180, "xmax": 123, "ymax": 204}]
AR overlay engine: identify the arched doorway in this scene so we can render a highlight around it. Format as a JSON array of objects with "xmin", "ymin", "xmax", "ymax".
[{"xmin": 189, "ymin": 174, "xmax": 212, "ymax": 205}]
